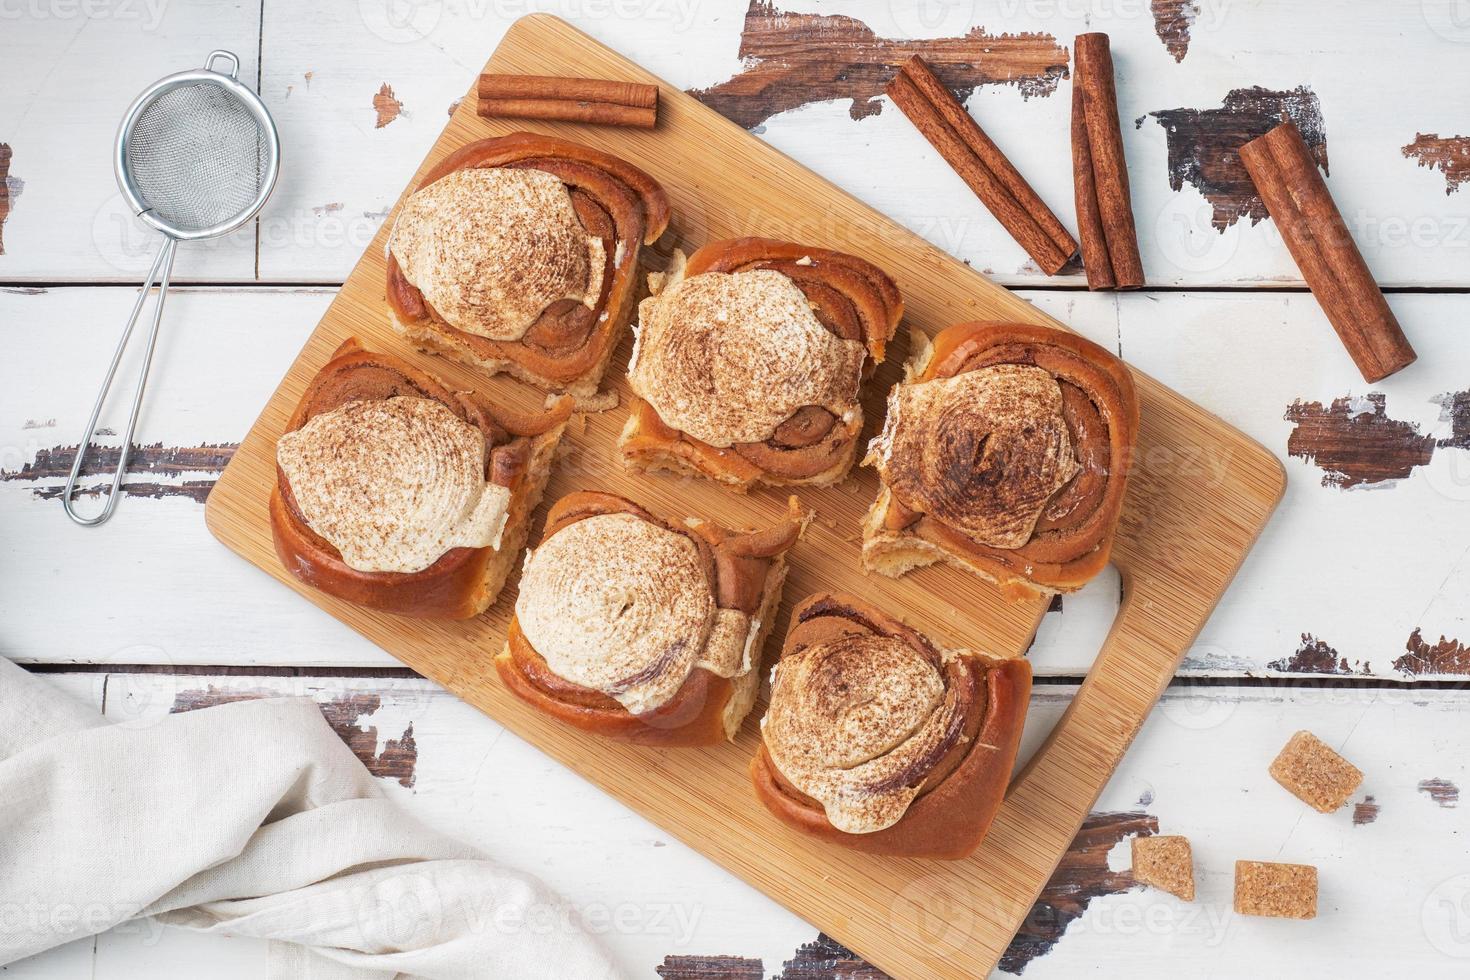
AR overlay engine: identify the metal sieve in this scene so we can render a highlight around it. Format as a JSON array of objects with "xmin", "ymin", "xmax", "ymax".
[{"xmin": 64, "ymin": 50, "xmax": 280, "ymax": 525}]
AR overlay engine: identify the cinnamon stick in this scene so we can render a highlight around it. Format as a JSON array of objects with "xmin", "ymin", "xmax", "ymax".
[
  {"xmin": 886, "ymin": 54, "xmax": 1077, "ymax": 275},
  {"xmin": 1071, "ymin": 33, "xmax": 1144, "ymax": 289},
  {"xmin": 1240, "ymin": 120, "xmax": 1416, "ymax": 382},
  {"xmin": 476, "ymin": 74, "xmax": 658, "ymax": 129}
]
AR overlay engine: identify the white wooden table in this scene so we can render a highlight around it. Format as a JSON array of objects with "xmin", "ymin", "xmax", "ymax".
[{"xmin": 3, "ymin": 2, "xmax": 1469, "ymax": 976}]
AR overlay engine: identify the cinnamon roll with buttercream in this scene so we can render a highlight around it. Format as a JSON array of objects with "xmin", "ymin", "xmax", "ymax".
[
  {"xmin": 863, "ymin": 321, "xmax": 1138, "ymax": 600},
  {"xmin": 387, "ymin": 132, "xmax": 670, "ymax": 398},
  {"xmin": 496, "ymin": 492, "xmax": 807, "ymax": 746},
  {"xmin": 751, "ymin": 592, "xmax": 1031, "ymax": 859},
  {"xmin": 270, "ymin": 337, "xmax": 571, "ymax": 619},
  {"xmin": 620, "ymin": 238, "xmax": 902, "ymax": 489}
]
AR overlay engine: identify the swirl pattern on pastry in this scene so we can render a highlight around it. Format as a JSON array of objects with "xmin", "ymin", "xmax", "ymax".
[
  {"xmin": 750, "ymin": 593, "xmax": 1032, "ymax": 858},
  {"xmin": 386, "ymin": 132, "xmax": 669, "ymax": 396},
  {"xmin": 629, "ymin": 267, "xmax": 865, "ymax": 448},
  {"xmin": 277, "ymin": 396, "xmax": 510, "ymax": 573},
  {"xmin": 863, "ymin": 321, "xmax": 1138, "ymax": 598},
  {"xmin": 763, "ymin": 629, "xmax": 971, "ymax": 833},
  {"xmin": 269, "ymin": 337, "xmax": 573, "ymax": 620},
  {"xmin": 619, "ymin": 238, "xmax": 903, "ymax": 488},
  {"xmin": 389, "ymin": 168, "xmax": 605, "ymax": 342},
  {"xmin": 873, "ymin": 364, "xmax": 1081, "ymax": 549},
  {"xmin": 516, "ymin": 512, "xmax": 749, "ymax": 715},
  {"xmin": 497, "ymin": 493, "xmax": 806, "ymax": 746}
]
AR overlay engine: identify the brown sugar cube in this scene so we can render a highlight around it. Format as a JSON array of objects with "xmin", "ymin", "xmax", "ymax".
[
  {"xmin": 1234, "ymin": 860, "xmax": 1317, "ymax": 919},
  {"xmin": 1269, "ymin": 730, "xmax": 1363, "ymax": 813},
  {"xmin": 1132, "ymin": 835, "xmax": 1195, "ymax": 901}
]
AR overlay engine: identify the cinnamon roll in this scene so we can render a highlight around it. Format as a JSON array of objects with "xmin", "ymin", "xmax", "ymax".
[
  {"xmin": 270, "ymin": 337, "xmax": 571, "ymax": 619},
  {"xmin": 496, "ymin": 492, "xmax": 807, "ymax": 746},
  {"xmin": 386, "ymin": 132, "xmax": 670, "ymax": 398},
  {"xmin": 751, "ymin": 593, "xmax": 1031, "ymax": 859},
  {"xmin": 863, "ymin": 321, "xmax": 1138, "ymax": 600},
  {"xmin": 619, "ymin": 238, "xmax": 903, "ymax": 489}
]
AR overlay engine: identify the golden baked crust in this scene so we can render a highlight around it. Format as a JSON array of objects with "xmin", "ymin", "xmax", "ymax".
[
  {"xmin": 495, "ymin": 492, "xmax": 806, "ymax": 747},
  {"xmin": 750, "ymin": 592, "xmax": 1031, "ymax": 859},
  {"xmin": 269, "ymin": 337, "xmax": 571, "ymax": 619},
  {"xmin": 863, "ymin": 321, "xmax": 1138, "ymax": 600},
  {"xmin": 386, "ymin": 132, "xmax": 670, "ymax": 398},
  {"xmin": 619, "ymin": 238, "xmax": 903, "ymax": 490}
]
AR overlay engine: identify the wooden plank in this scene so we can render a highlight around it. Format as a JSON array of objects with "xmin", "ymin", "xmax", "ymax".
[
  {"xmin": 1111, "ymin": 290, "xmax": 1470, "ymax": 679},
  {"xmin": 0, "ymin": 284, "xmax": 1100, "ymax": 672},
  {"xmin": 203, "ymin": 16, "xmax": 1282, "ymax": 977},
  {"xmin": 0, "ymin": 286, "xmax": 393, "ymax": 667},
  {"xmin": 10, "ymin": 672, "xmax": 1468, "ymax": 977},
  {"xmin": 6, "ymin": 286, "xmax": 1464, "ymax": 680},
  {"xmin": 0, "ymin": 0, "xmax": 1431, "ymax": 287},
  {"xmin": 0, "ymin": 3, "xmax": 261, "ymax": 280},
  {"xmin": 4, "ymin": 1, "xmax": 1468, "ymax": 286}
]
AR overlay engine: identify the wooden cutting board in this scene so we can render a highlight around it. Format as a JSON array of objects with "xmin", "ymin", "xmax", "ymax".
[{"xmin": 207, "ymin": 15, "xmax": 1284, "ymax": 977}]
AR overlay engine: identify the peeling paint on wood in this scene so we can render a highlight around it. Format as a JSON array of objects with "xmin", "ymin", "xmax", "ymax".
[
  {"xmin": 0, "ymin": 142, "xmax": 14, "ymax": 255},
  {"xmin": 1141, "ymin": 86, "xmax": 1326, "ymax": 229},
  {"xmin": 1401, "ymin": 133, "xmax": 1470, "ymax": 195},
  {"xmin": 374, "ymin": 83, "xmax": 403, "ymax": 128},
  {"xmin": 1268, "ymin": 634, "xmax": 1368, "ymax": 675},
  {"xmin": 1434, "ymin": 389, "xmax": 1470, "ymax": 449},
  {"xmin": 654, "ymin": 810, "xmax": 1156, "ymax": 977},
  {"xmin": 33, "ymin": 480, "xmax": 216, "ymax": 504},
  {"xmin": 1396, "ymin": 628, "xmax": 1470, "ymax": 676},
  {"xmin": 777, "ymin": 934, "xmax": 887, "ymax": 979},
  {"xmin": 655, "ymin": 954, "xmax": 763, "ymax": 979},
  {"xmin": 2, "ymin": 442, "xmax": 236, "ymax": 504},
  {"xmin": 1151, "ymin": 0, "xmax": 1199, "ymax": 62},
  {"xmin": 1284, "ymin": 394, "xmax": 1435, "ymax": 489},
  {"xmin": 6, "ymin": 442, "xmax": 236, "ymax": 480},
  {"xmin": 170, "ymin": 687, "xmax": 418, "ymax": 787},
  {"xmin": 999, "ymin": 810, "xmax": 1157, "ymax": 974},
  {"xmin": 689, "ymin": 0, "xmax": 1069, "ymax": 130},
  {"xmin": 1418, "ymin": 778, "xmax": 1460, "ymax": 808},
  {"xmin": 1352, "ymin": 795, "xmax": 1380, "ymax": 825}
]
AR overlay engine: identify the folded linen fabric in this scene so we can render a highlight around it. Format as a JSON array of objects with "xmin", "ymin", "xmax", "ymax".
[{"xmin": 0, "ymin": 657, "xmax": 622, "ymax": 979}]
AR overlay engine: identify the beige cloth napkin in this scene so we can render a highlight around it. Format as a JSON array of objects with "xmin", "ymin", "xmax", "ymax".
[{"xmin": 0, "ymin": 657, "xmax": 622, "ymax": 979}]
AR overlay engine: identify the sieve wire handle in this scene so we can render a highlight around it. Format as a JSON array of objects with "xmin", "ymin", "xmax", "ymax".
[
  {"xmin": 63, "ymin": 236, "xmax": 178, "ymax": 527},
  {"xmin": 204, "ymin": 50, "xmax": 240, "ymax": 79}
]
